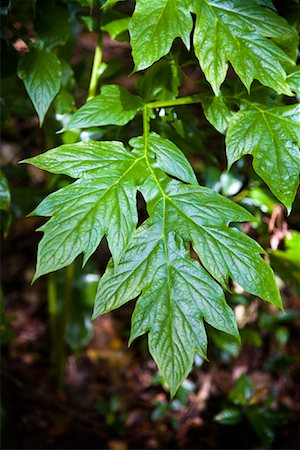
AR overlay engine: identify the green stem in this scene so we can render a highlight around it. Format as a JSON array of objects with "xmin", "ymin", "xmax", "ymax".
[
  {"xmin": 147, "ymin": 94, "xmax": 204, "ymax": 109},
  {"xmin": 87, "ymin": 33, "xmax": 103, "ymax": 101}
]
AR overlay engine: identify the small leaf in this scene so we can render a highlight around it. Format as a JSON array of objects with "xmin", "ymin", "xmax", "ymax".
[
  {"xmin": 101, "ymin": 18, "xmax": 130, "ymax": 40},
  {"xmin": 18, "ymin": 48, "xmax": 61, "ymax": 125},
  {"xmin": 0, "ymin": 171, "xmax": 11, "ymax": 212},
  {"xmin": 64, "ymin": 85, "xmax": 143, "ymax": 130},
  {"xmin": 229, "ymin": 374, "xmax": 255, "ymax": 405},
  {"xmin": 214, "ymin": 407, "xmax": 242, "ymax": 425},
  {"xmin": 226, "ymin": 103, "xmax": 300, "ymax": 211}
]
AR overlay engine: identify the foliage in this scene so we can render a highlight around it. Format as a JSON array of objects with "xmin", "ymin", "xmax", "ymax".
[
  {"xmin": 215, "ymin": 374, "xmax": 291, "ymax": 448},
  {"xmin": 2, "ymin": 0, "xmax": 300, "ymax": 396}
]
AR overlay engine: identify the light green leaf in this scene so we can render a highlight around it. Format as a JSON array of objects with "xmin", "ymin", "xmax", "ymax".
[
  {"xmin": 214, "ymin": 407, "xmax": 242, "ymax": 425},
  {"xmin": 18, "ymin": 48, "xmax": 61, "ymax": 125},
  {"xmin": 102, "ymin": 0, "xmax": 126, "ymax": 8},
  {"xmin": 129, "ymin": 0, "xmax": 193, "ymax": 71},
  {"xmin": 192, "ymin": 0, "xmax": 296, "ymax": 95},
  {"xmin": 130, "ymin": 132, "xmax": 197, "ymax": 184},
  {"xmin": 64, "ymin": 85, "xmax": 143, "ymax": 130},
  {"xmin": 0, "ymin": 171, "xmax": 11, "ymax": 212},
  {"xmin": 226, "ymin": 103, "xmax": 300, "ymax": 211},
  {"xmin": 200, "ymin": 95, "xmax": 234, "ymax": 134},
  {"xmin": 23, "ymin": 141, "xmax": 146, "ymax": 279},
  {"xmin": 102, "ymin": 18, "xmax": 130, "ymax": 40},
  {"xmin": 287, "ymin": 66, "xmax": 300, "ymax": 94}
]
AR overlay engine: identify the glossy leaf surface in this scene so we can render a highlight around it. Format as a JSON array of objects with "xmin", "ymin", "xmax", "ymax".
[
  {"xmin": 226, "ymin": 103, "xmax": 300, "ymax": 211},
  {"xmin": 64, "ymin": 85, "xmax": 143, "ymax": 130}
]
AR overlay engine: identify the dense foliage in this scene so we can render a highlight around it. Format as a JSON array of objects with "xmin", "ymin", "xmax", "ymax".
[{"xmin": 1, "ymin": 0, "xmax": 300, "ymax": 400}]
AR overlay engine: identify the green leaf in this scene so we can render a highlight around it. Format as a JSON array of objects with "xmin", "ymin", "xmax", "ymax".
[
  {"xmin": 214, "ymin": 407, "xmax": 242, "ymax": 425},
  {"xmin": 64, "ymin": 85, "xmax": 143, "ymax": 130},
  {"xmin": 287, "ymin": 66, "xmax": 300, "ymax": 94},
  {"xmin": 102, "ymin": 18, "xmax": 130, "ymax": 40},
  {"xmin": 129, "ymin": 132, "xmax": 197, "ymax": 184},
  {"xmin": 129, "ymin": 0, "xmax": 193, "ymax": 71},
  {"xmin": 226, "ymin": 103, "xmax": 300, "ymax": 211},
  {"xmin": 256, "ymin": 0, "xmax": 276, "ymax": 10},
  {"xmin": 17, "ymin": 48, "xmax": 61, "ymax": 125},
  {"xmin": 0, "ymin": 171, "xmax": 11, "ymax": 212},
  {"xmin": 93, "ymin": 217, "xmax": 239, "ymax": 397},
  {"xmin": 26, "ymin": 131, "xmax": 282, "ymax": 394},
  {"xmin": 270, "ymin": 231, "xmax": 300, "ymax": 296},
  {"xmin": 34, "ymin": 2, "xmax": 71, "ymax": 49},
  {"xmin": 200, "ymin": 95, "xmax": 234, "ymax": 134},
  {"xmin": 192, "ymin": 0, "xmax": 296, "ymax": 95},
  {"xmin": 102, "ymin": 0, "xmax": 126, "ymax": 8},
  {"xmin": 23, "ymin": 141, "xmax": 145, "ymax": 279},
  {"xmin": 229, "ymin": 374, "xmax": 255, "ymax": 405},
  {"xmin": 246, "ymin": 406, "xmax": 278, "ymax": 447},
  {"xmin": 136, "ymin": 57, "xmax": 182, "ymax": 103},
  {"xmin": 142, "ymin": 175, "xmax": 281, "ymax": 308}
]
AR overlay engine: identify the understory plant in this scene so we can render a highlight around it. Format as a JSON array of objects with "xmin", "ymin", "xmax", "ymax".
[{"xmin": 3, "ymin": 0, "xmax": 300, "ymax": 396}]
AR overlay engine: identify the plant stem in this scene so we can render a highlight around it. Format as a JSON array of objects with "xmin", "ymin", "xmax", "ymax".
[
  {"xmin": 87, "ymin": 33, "xmax": 103, "ymax": 101},
  {"xmin": 147, "ymin": 94, "xmax": 204, "ymax": 109}
]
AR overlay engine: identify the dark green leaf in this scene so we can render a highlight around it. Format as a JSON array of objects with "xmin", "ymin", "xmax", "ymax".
[
  {"xmin": 136, "ymin": 57, "xmax": 182, "ymax": 103},
  {"xmin": 229, "ymin": 374, "xmax": 255, "ymax": 405},
  {"xmin": 214, "ymin": 407, "xmax": 242, "ymax": 425},
  {"xmin": 17, "ymin": 48, "xmax": 61, "ymax": 125},
  {"xmin": 93, "ymin": 217, "xmax": 239, "ymax": 397},
  {"xmin": 34, "ymin": 2, "xmax": 71, "ymax": 49}
]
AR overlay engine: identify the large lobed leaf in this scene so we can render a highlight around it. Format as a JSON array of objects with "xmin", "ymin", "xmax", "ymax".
[
  {"xmin": 129, "ymin": 0, "xmax": 193, "ymax": 71},
  {"xmin": 129, "ymin": 0, "xmax": 297, "ymax": 95},
  {"xmin": 26, "ymin": 132, "xmax": 282, "ymax": 394},
  {"xmin": 226, "ymin": 103, "xmax": 300, "ymax": 212}
]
